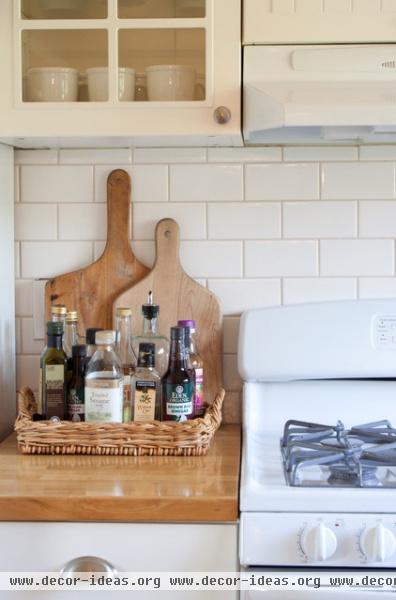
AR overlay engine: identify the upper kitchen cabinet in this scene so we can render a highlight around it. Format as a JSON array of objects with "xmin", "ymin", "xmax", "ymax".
[
  {"xmin": 0, "ymin": 0, "xmax": 241, "ymax": 147},
  {"xmin": 244, "ymin": 0, "xmax": 396, "ymax": 44}
]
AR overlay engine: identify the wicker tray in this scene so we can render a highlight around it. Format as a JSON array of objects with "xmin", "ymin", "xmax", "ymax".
[{"xmin": 15, "ymin": 387, "xmax": 225, "ymax": 456}]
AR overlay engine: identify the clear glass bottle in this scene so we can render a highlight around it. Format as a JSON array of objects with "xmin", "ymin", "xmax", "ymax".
[
  {"xmin": 64, "ymin": 310, "xmax": 79, "ymax": 359},
  {"xmin": 178, "ymin": 319, "xmax": 205, "ymax": 416},
  {"xmin": 51, "ymin": 304, "xmax": 67, "ymax": 324},
  {"xmin": 131, "ymin": 343, "xmax": 161, "ymax": 422},
  {"xmin": 39, "ymin": 321, "xmax": 68, "ymax": 420},
  {"xmin": 132, "ymin": 291, "xmax": 169, "ymax": 377},
  {"xmin": 84, "ymin": 330, "xmax": 123, "ymax": 423},
  {"xmin": 67, "ymin": 344, "xmax": 87, "ymax": 422},
  {"xmin": 85, "ymin": 327, "xmax": 103, "ymax": 359},
  {"xmin": 115, "ymin": 307, "xmax": 136, "ymax": 423},
  {"xmin": 162, "ymin": 326, "xmax": 194, "ymax": 422}
]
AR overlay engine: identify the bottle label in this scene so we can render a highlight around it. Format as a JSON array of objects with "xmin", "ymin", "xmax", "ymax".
[
  {"xmin": 67, "ymin": 387, "xmax": 85, "ymax": 422},
  {"xmin": 123, "ymin": 374, "xmax": 131, "ymax": 423},
  {"xmin": 85, "ymin": 379, "xmax": 123, "ymax": 423},
  {"xmin": 194, "ymin": 367, "xmax": 205, "ymax": 416},
  {"xmin": 134, "ymin": 380, "xmax": 157, "ymax": 422},
  {"xmin": 45, "ymin": 364, "xmax": 65, "ymax": 419},
  {"xmin": 164, "ymin": 382, "xmax": 194, "ymax": 421}
]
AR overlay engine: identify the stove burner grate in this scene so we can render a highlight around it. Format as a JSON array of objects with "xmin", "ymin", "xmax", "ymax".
[{"xmin": 281, "ymin": 419, "xmax": 396, "ymax": 487}]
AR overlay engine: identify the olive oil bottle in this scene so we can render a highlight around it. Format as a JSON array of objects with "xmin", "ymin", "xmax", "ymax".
[{"xmin": 40, "ymin": 321, "xmax": 68, "ymax": 420}]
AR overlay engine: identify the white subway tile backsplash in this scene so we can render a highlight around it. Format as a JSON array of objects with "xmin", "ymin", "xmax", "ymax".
[
  {"xmin": 15, "ymin": 318, "xmax": 21, "ymax": 354},
  {"xmin": 321, "ymin": 163, "xmax": 395, "ymax": 200},
  {"xmin": 16, "ymin": 355, "xmax": 40, "ymax": 391},
  {"xmin": 134, "ymin": 148, "xmax": 207, "ymax": 163},
  {"xmin": 14, "ymin": 166, "xmax": 20, "ymax": 203},
  {"xmin": 223, "ymin": 354, "xmax": 242, "ymax": 392},
  {"xmin": 180, "ymin": 241, "xmax": 243, "ymax": 278},
  {"xmin": 15, "ymin": 204, "xmax": 57, "ymax": 241},
  {"xmin": 359, "ymin": 145, "xmax": 396, "ymax": 160},
  {"xmin": 15, "ymin": 280, "xmax": 33, "ymax": 316},
  {"xmin": 132, "ymin": 203, "xmax": 206, "ymax": 240},
  {"xmin": 15, "ymin": 149, "xmax": 58, "ymax": 165},
  {"xmin": 245, "ymin": 164, "xmax": 319, "ymax": 201},
  {"xmin": 245, "ymin": 241, "xmax": 318, "ymax": 277},
  {"xmin": 223, "ymin": 391, "xmax": 241, "ymax": 425},
  {"xmin": 208, "ymin": 147, "xmax": 281, "ymax": 163},
  {"xmin": 59, "ymin": 203, "xmax": 107, "ymax": 240},
  {"xmin": 283, "ymin": 146, "xmax": 358, "ymax": 162},
  {"xmin": 170, "ymin": 165, "xmax": 243, "ymax": 202},
  {"xmin": 320, "ymin": 240, "xmax": 394, "ymax": 276},
  {"xmin": 359, "ymin": 277, "xmax": 396, "ymax": 298},
  {"xmin": 59, "ymin": 149, "xmax": 132, "ymax": 165},
  {"xmin": 21, "ymin": 166, "xmax": 93, "ymax": 203},
  {"xmin": 32, "ymin": 279, "xmax": 46, "ymax": 339},
  {"xmin": 223, "ymin": 316, "xmax": 240, "ymax": 354},
  {"xmin": 208, "ymin": 278, "xmax": 281, "ymax": 314},
  {"xmin": 95, "ymin": 165, "xmax": 168, "ymax": 203},
  {"xmin": 208, "ymin": 202, "xmax": 281, "ymax": 240},
  {"xmin": 283, "ymin": 278, "xmax": 357, "ymax": 304},
  {"xmin": 21, "ymin": 241, "xmax": 93, "ymax": 278},
  {"xmin": 21, "ymin": 317, "xmax": 44, "ymax": 354},
  {"xmin": 359, "ymin": 201, "xmax": 396, "ymax": 237},
  {"xmin": 15, "ymin": 242, "xmax": 20, "ymax": 278},
  {"xmin": 283, "ymin": 201, "xmax": 357, "ymax": 238}
]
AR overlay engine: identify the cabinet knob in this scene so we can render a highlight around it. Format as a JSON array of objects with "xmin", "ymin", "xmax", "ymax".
[
  {"xmin": 214, "ymin": 106, "xmax": 231, "ymax": 124},
  {"xmin": 60, "ymin": 556, "xmax": 117, "ymax": 575}
]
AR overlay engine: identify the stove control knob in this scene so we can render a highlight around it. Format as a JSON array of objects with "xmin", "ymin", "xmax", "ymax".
[
  {"xmin": 300, "ymin": 522, "xmax": 337, "ymax": 561},
  {"xmin": 360, "ymin": 523, "xmax": 396, "ymax": 562}
]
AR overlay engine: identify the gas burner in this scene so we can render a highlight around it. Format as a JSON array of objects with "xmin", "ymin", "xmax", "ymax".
[{"xmin": 281, "ymin": 419, "xmax": 396, "ymax": 487}]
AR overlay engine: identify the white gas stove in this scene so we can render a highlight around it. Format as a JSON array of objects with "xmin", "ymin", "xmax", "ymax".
[{"xmin": 239, "ymin": 300, "xmax": 396, "ymax": 597}]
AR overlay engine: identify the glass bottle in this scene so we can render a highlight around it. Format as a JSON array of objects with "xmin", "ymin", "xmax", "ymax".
[
  {"xmin": 67, "ymin": 344, "xmax": 87, "ymax": 422},
  {"xmin": 85, "ymin": 330, "xmax": 123, "ymax": 423},
  {"xmin": 51, "ymin": 304, "xmax": 67, "ymax": 324},
  {"xmin": 64, "ymin": 310, "xmax": 79, "ymax": 358},
  {"xmin": 162, "ymin": 326, "xmax": 194, "ymax": 422},
  {"xmin": 131, "ymin": 343, "xmax": 161, "ymax": 422},
  {"xmin": 40, "ymin": 321, "xmax": 68, "ymax": 420},
  {"xmin": 115, "ymin": 307, "xmax": 136, "ymax": 423},
  {"xmin": 132, "ymin": 291, "xmax": 169, "ymax": 377},
  {"xmin": 178, "ymin": 319, "xmax": 205, "ymax": 416},
  {"xmin": 86, "ymin": 327, "xmax": 103, "ymax": 359}
]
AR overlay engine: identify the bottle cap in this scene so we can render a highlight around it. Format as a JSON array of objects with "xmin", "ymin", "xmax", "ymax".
[
  {"xmin": 138, "ymin": 342, "xmax": 155, "ymax": 367},
  {"xmin": 116, "ymin": 307, "xmax": 132, "ymax": 317},
  {"xmin": 178, "ymin": 319, "xmax": 196, "ymax": 332},
  {"xmin": 142, "ymin": 290, "xmax": 159, "ymax": 319},
  {"xmin": 66, "ymin": 310, "xmax": 78, "ymax": 322},
  {"xmin": 47, "ymin": 321, "xmax": 63, "ymax": 335},
  {"xmin": 72, "ymin": 344, "xmax": 87, "ymax": 358},
  {"xmin": 51, "ymin": 305, "xmax": 67, "ymax": 316},
  {"xmin": 96, "ymin": 330, "xmax": 116, "ymax": 345},
  {"xmin": 86, "ymin": 328, "xmax": 103, "ymax": 345},
  {"xmin": 170, "ymin": 326, "xmax": 185, "ymax": 340}
]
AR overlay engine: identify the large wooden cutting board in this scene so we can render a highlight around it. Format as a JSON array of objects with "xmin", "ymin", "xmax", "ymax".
[
  {"xmin": 45, "ymin": 169, "xmax": 149, "ymax": 331},
  {"xmin": 113, "ymin": 218, "xmax": 223, "ymax": 402}
]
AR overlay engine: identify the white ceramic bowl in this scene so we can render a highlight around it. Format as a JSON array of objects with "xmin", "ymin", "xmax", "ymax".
[
  {"xmin": 86, "ymin": 67, "xmax": 136, "ymax": 102},
  {"xmin": 146, "ymin": 65, "xmax": 196, "ymax": 101},
  {"xmin": 27, "ymin": 67, "xmax": 78, "ymax": 102}
]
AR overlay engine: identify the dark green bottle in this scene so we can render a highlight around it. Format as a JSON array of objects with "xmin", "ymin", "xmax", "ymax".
[
  {"xmin": 40, "ymin": 321, "xmax": 68, "ymax": 420},
  {"xmin": 67, "ymin": 344, "xmax": 87, "ymax": 422}
]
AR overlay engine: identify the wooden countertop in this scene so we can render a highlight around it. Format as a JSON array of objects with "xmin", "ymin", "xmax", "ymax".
[{"xmin": 0, "ymin": 425, "xmax": 240, "ymax": 523}]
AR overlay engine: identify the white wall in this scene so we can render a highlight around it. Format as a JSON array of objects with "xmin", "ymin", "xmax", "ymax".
[
  {"xmin": 0, "ymin": 143, "xmax": 15, "ymax": 439},
  {"xmin": 14, "ymin": 145, "xmax": 396, "ymax": 423}
]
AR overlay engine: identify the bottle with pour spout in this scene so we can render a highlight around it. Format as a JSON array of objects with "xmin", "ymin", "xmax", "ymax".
[{"xmin": 132, "ymin": 291, "xmax": 169, "ymax": 377}]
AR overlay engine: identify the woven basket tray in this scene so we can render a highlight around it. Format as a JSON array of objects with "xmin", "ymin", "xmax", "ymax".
[{"xmin": 15, "ymin": 387, "xmax": 225, "ymax": 456}]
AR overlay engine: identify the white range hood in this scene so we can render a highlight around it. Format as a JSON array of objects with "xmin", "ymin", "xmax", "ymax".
[{"xmin": 243, "ymin": 44, "xmax": 396, "ymax": 145}]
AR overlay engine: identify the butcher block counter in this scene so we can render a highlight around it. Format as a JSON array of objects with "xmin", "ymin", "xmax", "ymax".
[{"xmin": 0, "ymin": 425, "xmax": 240, "ymax": 523}]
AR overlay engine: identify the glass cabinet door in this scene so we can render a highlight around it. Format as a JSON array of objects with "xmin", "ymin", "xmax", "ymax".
[{"xmin": 18, "ymin": 0, "xmax": 208, "ymax": 104}]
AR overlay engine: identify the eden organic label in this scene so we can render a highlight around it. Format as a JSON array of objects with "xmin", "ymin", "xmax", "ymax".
[{"xmin": 164, "ymin": 382, "xmax": 194, "ymax": 421}]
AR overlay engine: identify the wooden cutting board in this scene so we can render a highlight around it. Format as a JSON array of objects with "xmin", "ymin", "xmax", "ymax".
[
  {"xmin": 113, "ymin": 218, "xmax": 223, "ymax": 402},
  {"xmin": 45, "ymin": 169, "xmax": 149, "ymax": 331}
]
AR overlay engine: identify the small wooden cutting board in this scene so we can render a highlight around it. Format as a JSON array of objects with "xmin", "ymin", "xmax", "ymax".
[
  {"xmin": 113, "ymin": 218, "xmax": 223, "ymax": 402},
  {"xmin": 45, "ymin": 169, "xmax": 149, "ymax": 331}
]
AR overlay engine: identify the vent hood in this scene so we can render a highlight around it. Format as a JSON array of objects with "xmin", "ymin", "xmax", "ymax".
[{"xmin": 243, "ymin": 45, "xmax": 396, "ymax": 145}]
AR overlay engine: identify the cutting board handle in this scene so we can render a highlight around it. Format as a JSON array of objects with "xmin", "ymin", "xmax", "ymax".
[
  {"xmin": 154, "ymin": 218, "xmax": 181, "ymax": 269},
  {"xmin": 104, "ymin": 169, "xmax": 131, "ymax": 257}
]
